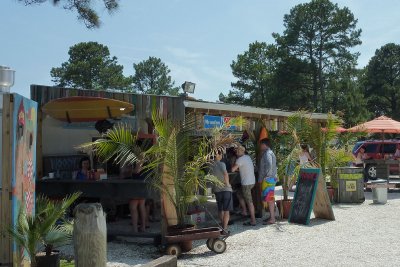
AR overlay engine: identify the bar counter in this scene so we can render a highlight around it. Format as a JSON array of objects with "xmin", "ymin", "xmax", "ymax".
[{"xmin": 36, "ymin": 178, "xmax": 151, "ymax": 199}]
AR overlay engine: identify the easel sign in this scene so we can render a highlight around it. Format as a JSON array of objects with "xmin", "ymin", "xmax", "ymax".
[{"xmin": 288, "ymin": 168, "xmax": 335, "ymax": 225}]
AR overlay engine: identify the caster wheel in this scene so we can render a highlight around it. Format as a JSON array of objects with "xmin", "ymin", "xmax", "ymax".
[
  {"xmin": 206, "ymin": 238, "xmax": 215, "ymax": 250},
  {"xmin": 166, "ymin": 244, "xmax": 182, "ymax": 257},
  {"xmin": 212, "ymin": 239, "xmax": 227, "ymax": 254}
]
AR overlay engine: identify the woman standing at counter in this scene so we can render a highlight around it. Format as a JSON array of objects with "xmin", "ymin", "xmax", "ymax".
[{"xmin": 124, "ymin": 160, "xmax": 148, "ymax": 233}]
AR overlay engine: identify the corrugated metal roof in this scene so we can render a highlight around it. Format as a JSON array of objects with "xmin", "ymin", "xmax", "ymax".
[{"xmin": 183, "ymin": 100, "xmax": 329, "ymax": 120}]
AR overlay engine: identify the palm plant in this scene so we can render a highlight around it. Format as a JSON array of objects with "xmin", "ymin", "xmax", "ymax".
[
  {"xmin": 278, "ymin": 111, "xmax": 352, "ymax": 199},
  {"xmin": 8, "ymin": 192, "xmax": 80, "ymax": 267},
  {"xmin": 81, "ymin": 110, "xmax": 234, "ymax": 228}
]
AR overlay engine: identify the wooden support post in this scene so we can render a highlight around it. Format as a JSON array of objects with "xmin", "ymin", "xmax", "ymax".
[
  {"xmin": 73, "ymin": 203, "xmax": 107, "ymax": 267},
  {"xmin": 36, "ymin": 109, "xmax": 43, "ymax": 179},
  {"xmin": 0, "ymin": 94, "xmax": 13, "ymax": 266}
]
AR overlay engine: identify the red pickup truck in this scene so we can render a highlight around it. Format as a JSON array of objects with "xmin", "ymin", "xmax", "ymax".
[{"xmin": 352, "ymin": 140, "xmax": 400, "ymax": 180}]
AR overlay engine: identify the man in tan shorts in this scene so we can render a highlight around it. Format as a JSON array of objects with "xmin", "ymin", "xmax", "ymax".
[{"xmin": 231, "ymin": 145, "xmax": 256, "ymax": 226}]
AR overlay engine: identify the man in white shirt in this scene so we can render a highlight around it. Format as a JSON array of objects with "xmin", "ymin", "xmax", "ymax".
[{"xmin": 232, "ymin": 145, "xmax": 256, "ymax": 226}]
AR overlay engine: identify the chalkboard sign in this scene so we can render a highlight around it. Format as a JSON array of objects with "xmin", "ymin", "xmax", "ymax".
[{"xmin": 288, "ymin": 168, "xmax": 320, "ymax": 225}]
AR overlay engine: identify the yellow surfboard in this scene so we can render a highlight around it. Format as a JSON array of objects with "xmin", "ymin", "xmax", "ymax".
[{"xmin": 42, "ymin": 96, "xmax": 134, "ymax": 122}]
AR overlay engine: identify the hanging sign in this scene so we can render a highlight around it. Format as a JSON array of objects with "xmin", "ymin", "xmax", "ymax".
[{"xmin": 203, "ymin": 115, "xmax": 223, "ymax": 129}]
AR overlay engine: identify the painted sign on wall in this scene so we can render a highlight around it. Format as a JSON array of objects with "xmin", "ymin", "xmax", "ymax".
[
  {"xmin": 204, "ymin": 115, "xmax": 243, "ymax": 130},
  {"xmin": 11, "ymin": 94, "xmax": 38, "ymax": 263}
]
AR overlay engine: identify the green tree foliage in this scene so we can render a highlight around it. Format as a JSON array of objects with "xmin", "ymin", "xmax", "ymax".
[
  {"xmin": 50, "ymin": 42, "xmax": 132, "ymax": 90},
  {"xmin": 132, "ymin": 57, "xmax": 179, "ymax": 96},
  {"xmin": 226, "ymin": 42, "xmax": 279, "ymax": 107},
  {"xmin": 327, "ymin": 69, "xmax": 370, "ymax": 126},
  {"xmin": 273, "ymin": 54, "xmax": 313, "ymax": 110},
  {"xmin": 18, "ymin": 0, "xmax": 119, "ymax": 29},
  {"xmin": 224, "ymin": 0, "xmax": 364, "ymax": 121},
  {"xmin": 274, "ymin": 0, "xmax": 362, "ymax": 112},
  {"xmin": 364, "ymin": 43, "xmax": 400, "ymax": 119}
]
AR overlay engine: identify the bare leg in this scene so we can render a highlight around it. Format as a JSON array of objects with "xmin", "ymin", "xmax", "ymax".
[
  {"xmin": 138, "ymin": 199, "xmax": 146, "ymax": 232},
  {"xmin": 267, "ymin": 201, "xmax": 275, "ymax": 223},
  {"xmin": 145, "ymin": 201, "xmax": 150, "ymax": 226},
  {"xmin": 219, "ymin": 211, "xmax": 224, "ymax": 226},
  {"xmin": 238, "ymin": 197, "xmax": 248, "ymax": 216},
  {"xmin": 247, "ymin": 202, "xmax": 256, "ymax": 224},
  {"xmin": 129, "ymin": 200, "xmax": 139, "ymax": 232},
  {"xmin": 222, "ymin": 211, "xmax": 230, "ymax": 230}
]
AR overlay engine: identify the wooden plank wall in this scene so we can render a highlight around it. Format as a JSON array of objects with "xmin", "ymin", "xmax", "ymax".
[
  {"xmin": 31, "ymin": 85, "xmax": 186, "ymax": 178},
  {"xmin": 0, "ymin": 94, "xmax": 13, "ymax": 266},
  {"xmin": 30, "ymin": 85, "xmax": 186, "ymax": 125}
]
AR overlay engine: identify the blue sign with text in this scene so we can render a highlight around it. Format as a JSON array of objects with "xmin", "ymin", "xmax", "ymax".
[{"xmin": 204, "ymin": 115, "xmax": 223, "ymax": 129}]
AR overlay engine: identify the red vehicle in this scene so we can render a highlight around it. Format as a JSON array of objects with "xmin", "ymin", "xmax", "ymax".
[{"xmin": 352, "ymin": 140, "xmax": 400, "ymax": 180}]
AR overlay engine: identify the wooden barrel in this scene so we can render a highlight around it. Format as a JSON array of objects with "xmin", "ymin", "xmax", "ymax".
[{"xmin": 335, "ymin": 167, "xmax": 365, "ymax": 203}]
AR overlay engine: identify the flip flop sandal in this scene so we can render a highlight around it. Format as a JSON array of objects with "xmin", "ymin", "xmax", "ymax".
[
  {"xmin": 243, "ymin": 222, "xmax": 256, "ymax": 226},
  {"xmin": 262, "ymin": 221, "xmax": 276, "ymax": 225}
]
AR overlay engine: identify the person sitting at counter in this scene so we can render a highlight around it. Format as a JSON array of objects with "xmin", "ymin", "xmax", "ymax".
[
  {"xmin": 76, "ymin": 156, "xmax": 91, "ymax": 180},
  {"xmin": 394, "ymin": 144, "xmax": 400, "ymax": 159},
  {"xmin": 353, "ymin": 146, "xmax": 366, "ymax": 167}
]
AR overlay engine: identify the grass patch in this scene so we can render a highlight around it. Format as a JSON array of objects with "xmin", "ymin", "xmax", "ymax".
[{"xmin": 61, "ymin": 259, "xmax": 75, "ymax": 267}]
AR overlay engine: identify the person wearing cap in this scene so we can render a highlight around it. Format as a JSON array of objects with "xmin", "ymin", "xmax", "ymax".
[
  {"xmin": 259, "ymin": 138, "xmax": 278, "ymax": 225},
  {"xmin": 231, "ymin": 145, "xmax": 256, "ymax": 226},
  {"xmin": 210, "ymin": 150, "xmax": 232, "ymax": 234}
]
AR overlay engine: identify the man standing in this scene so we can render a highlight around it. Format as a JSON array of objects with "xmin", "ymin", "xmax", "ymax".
[
  {"xmin": 232, "ymin": 145, "xmax": 256, "ymax": 226},
  {"xmin": 210, "ymin": 151, "xmax": 232, "ymax": 233},
  {"xmin": 259, "ymin": 138, "xmax": 278, "ymax": 225}
]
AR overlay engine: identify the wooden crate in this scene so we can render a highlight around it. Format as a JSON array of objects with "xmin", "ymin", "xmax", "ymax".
[{"xmin": 336, "ymin": 167, "xmax": 365, "ymax": 203}]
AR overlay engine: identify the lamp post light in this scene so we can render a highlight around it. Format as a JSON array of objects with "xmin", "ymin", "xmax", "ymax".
[
  {"xmin": 181, "ymin": 81, "xmax": 196, "ymax": 96},
  {"xmin": 0, "ymin": 66, "xmax": 15, "ymax": 93}
]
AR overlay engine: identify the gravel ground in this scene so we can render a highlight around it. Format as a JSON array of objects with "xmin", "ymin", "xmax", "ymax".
[
  {"xmin": 179, "ymin": 188, "xmax": 400, "ymax": 267},
  {"xmin": 60, "ymin": 187, "xmax": 400, "ymax": 267}
]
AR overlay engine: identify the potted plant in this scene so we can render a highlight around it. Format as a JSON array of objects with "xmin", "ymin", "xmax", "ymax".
[
  {"xmin": 8, "ymin": 192, "xmax": 80, "ymax": 267},
  {"xmin": 82, "ymin": 111, "xmax": 232, "ymax": 251}
]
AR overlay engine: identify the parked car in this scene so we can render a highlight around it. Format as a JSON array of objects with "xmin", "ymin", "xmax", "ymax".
[{"xmin": 352, "ymin": 140, "xmax": 400, "ymax": 180}]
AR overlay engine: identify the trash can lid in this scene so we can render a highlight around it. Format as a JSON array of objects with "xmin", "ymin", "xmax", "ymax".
[{"xmin": 370, "ymin": 179, "xmax": 387, "ymax": 184}]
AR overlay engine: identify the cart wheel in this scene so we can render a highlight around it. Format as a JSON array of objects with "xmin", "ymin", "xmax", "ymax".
[
  {"xmin": 166, "ymin": 244, "xmax": 182, "ymax": 257},
  {"xmin": 206, "ymin": 238, "xmax": 215, "ymax": 250},
  {"xmin": 212, "ymin": 239, "xmax": 227, "ymax": 254}
]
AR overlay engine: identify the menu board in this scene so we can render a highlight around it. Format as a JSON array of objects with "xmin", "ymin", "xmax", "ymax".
[{"xmin": 288, "ymin": 168, "xmax": 320, "ymax": 225}]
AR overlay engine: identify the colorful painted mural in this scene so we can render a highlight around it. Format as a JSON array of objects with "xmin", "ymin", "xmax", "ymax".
[{"xmin": 11, "ymin": 94, "xmax": 37, "ymax": 264}]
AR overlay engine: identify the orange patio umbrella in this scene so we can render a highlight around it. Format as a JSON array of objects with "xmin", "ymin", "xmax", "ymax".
[{"xmin": 347, "ymin": 116, "xmax": 400, "ymax": 133}]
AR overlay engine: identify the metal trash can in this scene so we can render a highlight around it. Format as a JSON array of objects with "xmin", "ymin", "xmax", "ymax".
[{"xmin": 371, "ymin": 179, "xmax": 387, "ymax": 204}]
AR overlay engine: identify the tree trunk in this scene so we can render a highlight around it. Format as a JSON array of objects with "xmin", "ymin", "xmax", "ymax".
[
  {"xmin": 73, "ymin": 203, "xmax": 107, "ymax": 267},
  {"xmin": 309, "ymin": 49, "xmax": 318, "ymax": 111},
  {"xmin": 312, "ymin": 70, "xmax": 318, "ymax": 111},
  {"xmin": 318, "ymin": 45, "xmax": 325, "ymax": 112}
]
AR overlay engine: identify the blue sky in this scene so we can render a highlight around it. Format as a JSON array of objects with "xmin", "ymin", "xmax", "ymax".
[{"xmin": 1, "ymin": 0, "xmax": 400, "ymax": 101}]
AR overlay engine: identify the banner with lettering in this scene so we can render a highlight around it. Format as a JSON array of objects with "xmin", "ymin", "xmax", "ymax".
[{"xmin": 203, "ymin": 115, "xmax": 223, "ymax": 129}]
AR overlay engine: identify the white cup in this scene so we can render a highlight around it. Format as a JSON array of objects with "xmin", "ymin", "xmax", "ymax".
[{"xmin": 49, "ymin": 172, "xmax": 55, "ymax": 178}]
